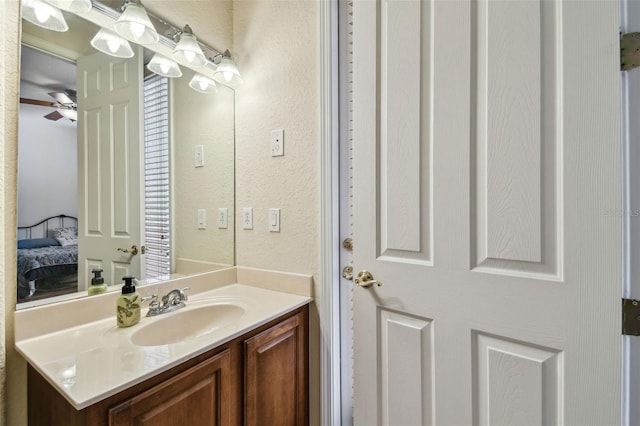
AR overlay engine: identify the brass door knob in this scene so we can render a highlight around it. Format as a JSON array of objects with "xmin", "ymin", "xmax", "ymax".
[
  {"xmin": 354, "ymin": 270, "xmax": 382, "ymax": 288},
  {"xmin": 342, "ymin": 265, "xmax": 353, "ymax": 281},
  {"xmin": 117, "ymin": 245, "xmax": 138, "ymax": 255},
  {"xmin": 343, "ymin": 238, "xmax": 353, "ymax": 251}
]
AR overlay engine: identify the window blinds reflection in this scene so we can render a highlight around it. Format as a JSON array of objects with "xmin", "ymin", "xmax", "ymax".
[{"xmin": 143, "ymin": 74, "xmax": 171, "ymax": 279}]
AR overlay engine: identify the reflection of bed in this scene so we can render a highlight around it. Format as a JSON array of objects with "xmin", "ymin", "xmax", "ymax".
[{"xmin": 17, "ymin": 215, "xmax": 78, "ymax": 300}]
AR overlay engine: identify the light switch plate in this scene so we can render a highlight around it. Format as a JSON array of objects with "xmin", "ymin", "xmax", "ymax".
[
  {"xmin": 197, "ymin": 209, "xmax": 206, "ymax": 229},
  {"xmin": 242, "ymin": 208, "xmax": 253, "ymax": 230},
  {"xmin": 269, "ymin": 208, "xmax": 280, "ymax": 232},
  {"xmin": 194, "ymin": 145, "xmax": 204, "ymax": 167},
  {"xmin": 271, "ymin": 129, "xmax": 284, "ymax": 157},
  {"xmin": 218, "ymin": 208, "xmax": 228, "ymax": 229}
]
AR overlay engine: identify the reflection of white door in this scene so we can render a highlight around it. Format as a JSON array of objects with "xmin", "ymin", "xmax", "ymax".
[
  {"xmin": 351, "ymin": 0, "xmax": 622, "ymax": 425},
  {"xmin": 77, "ymin": 49, "xmax": 143, "ymax": 290}
]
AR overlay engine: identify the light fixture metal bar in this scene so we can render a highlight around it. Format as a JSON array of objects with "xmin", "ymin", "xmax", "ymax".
[{"xmin": 89, "ymin": 0, "xmax": 222, "ymax": 61}]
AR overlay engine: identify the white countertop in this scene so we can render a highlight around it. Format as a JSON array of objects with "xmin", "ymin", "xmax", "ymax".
[{"xmin": 16, "ymin": 283, "xmax": 312, "ymax": 409}]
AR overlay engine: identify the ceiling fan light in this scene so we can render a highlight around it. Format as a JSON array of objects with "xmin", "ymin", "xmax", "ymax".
[
  {"xmin": 147, "ymin": 54, "xmax": 182, "ymax": 78},
  {"xmin": 114, "ymin": 2, "xmax": 159, "ymax": 45},
  {"xmin": 173, "ymin": 31, "xmax": 206, "ymax": 67},
  {"xmin": 22, "ymin": 0, "xmax": 69, "ymax": 32},
  {"xmin": 43, "ymin": 0, "xmax": 92, "ymax": 14},
  {"xmin": 212, "ymin": 51, "xmax": 242, "ymax": 88},
  {"xmin": 91, "ymin": 28, "xmax": 135, "ymax": 58},
  {"xmin": 189, "ymin": 74, "xmax": 218, "ymax": 94}
]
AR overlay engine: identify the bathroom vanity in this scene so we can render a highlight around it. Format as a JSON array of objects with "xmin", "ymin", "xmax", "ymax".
[{"xmin": 15, "ymin": 268, "xmax": 312, "ymax": 426}]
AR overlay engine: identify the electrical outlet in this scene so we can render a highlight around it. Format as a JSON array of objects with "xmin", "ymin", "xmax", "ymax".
[
  {"xmin": 271, "ymin": 129, "xmax": 284, "ymax": 157},
  {"xmin": 197, "ymin": 209, "xmax": 206, "ymax": 229},
  {"xmin": 218, "ymin": 208, "xmax": 228, "ymax": 229},
  {"xmin": 269, "ymin": 208, "xmax": 280, "ymax": 232},
  {"xmin": 242, "ymin": 208, "xmax": 253, "ymax": 230},
  {"xmin": 194, "ymin": 145, "xmax": 204, "ymax": 167}
]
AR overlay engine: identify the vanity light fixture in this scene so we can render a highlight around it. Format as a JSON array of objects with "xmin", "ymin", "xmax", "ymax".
[
  {"xmin": 114, "ymin": 1, "xmax": 159, "ymax": 45},
  {"xmin": 212, "ymin": 50, "xmax": 243, "ymax": 88},
  {"xmin": 172, "ymin": 25, "xmax": 207, "ymax": 67},
  {"xmin": 147, "ymin": 53, "xmax": 182, "ymax": 78},
  {"xmin": 90, "ymin": 28, "xmax": 135, "ymax": 58},
  {"xmin": 22, "ymin": 0, "xmax": 69, "ymax": 32},
  {"xmin": 44, "ymin": 0, "xmax": 92, "ymax": 14},
  {"xmin": 189, "ymin": 74, "xmax": 218, "ymax": 94}
]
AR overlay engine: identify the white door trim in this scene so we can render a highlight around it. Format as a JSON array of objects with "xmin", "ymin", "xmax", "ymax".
[{"xmin": 319, "ymin": 0, "xmax": 342, "ymax": 425}]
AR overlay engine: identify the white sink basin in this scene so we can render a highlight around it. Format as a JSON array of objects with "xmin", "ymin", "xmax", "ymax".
[{"xmin": 131, "ymin": 303, "xmax": 245, "ymax": 346}]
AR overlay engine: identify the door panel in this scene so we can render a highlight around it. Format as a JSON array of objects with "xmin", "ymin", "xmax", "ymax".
[
  {"xmin": 77, "ymin": 49, "xmax": 143, "ymax": 290},
  {"xmin": 351, "ymin": 0, "xmax": 622, "ymax": 425}
]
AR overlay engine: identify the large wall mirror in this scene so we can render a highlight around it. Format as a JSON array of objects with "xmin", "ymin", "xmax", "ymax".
[{"xmin": 17, "ymin": 7, "xmax": 235, "ymax": 307}]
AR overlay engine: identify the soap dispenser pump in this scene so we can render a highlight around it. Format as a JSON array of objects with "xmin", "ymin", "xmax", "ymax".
[
  {"xmin": 116, "ymin": 276, "xmax": 141, "ymax": 328},
  {"xmin": 87, "ymin": 268, "xmax": 107, "ymax": 295}
]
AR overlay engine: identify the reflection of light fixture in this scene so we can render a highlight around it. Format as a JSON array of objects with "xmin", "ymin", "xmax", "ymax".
[
  {"xmin": 91, "ymin": 28, "xmax": 134, "ymax": 58},
  {"xmin": 114, "ymin": 1, "xmax": 159, "ymax": 45},
  {"xmin": 22, "ymin": 0, "xmax": 69, "ymax": 32},
  {"xmin": 212, "ymin": 50, "xmax": 243, "ymax": 88},
  {"xmin": 44, "ymin": 0, "xmax": 92, "ymax": 14},
  {"xmin": 147, "ymin": 54, "xmax": 182, "ymax": 78},
  {"xmin": 173, "ymin": 25, "xmax": 206, "ymax": 67},
  {"xmin": 189, "ymin": 74, "xmax": 218, "ymax": 94}
]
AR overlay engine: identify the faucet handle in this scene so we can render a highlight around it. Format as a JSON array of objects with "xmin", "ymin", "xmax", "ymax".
[
  {"xmin": 142, "ymin": 294, "xmax": 159, "ymax": 309},
  {"xmin": 181, "ymin": 287, "xmax": 191, "ymax": 301}
]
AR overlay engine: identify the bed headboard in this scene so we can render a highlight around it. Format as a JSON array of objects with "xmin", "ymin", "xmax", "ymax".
[{"xmin": 17, "ymin": 215, "xmax": 78, "ymax": 240}]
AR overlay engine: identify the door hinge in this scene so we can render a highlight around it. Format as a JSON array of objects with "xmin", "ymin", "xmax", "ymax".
[
  {"xmin": 621, "ymin": 32, "xmax": 640, "ymax": 71},
  {"xmin": 622, "ymin": 298, "xmax": 640, "ymax": 335}
]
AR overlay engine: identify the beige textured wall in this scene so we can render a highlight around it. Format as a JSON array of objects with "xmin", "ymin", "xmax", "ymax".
[
  {"xmin": 172, "ymin": 68, "xmax": 235, "ymax": 269},
  {"xmin": 2, "ymin": 1, "xmax": 23, "ymax": 424},
  {"xmin": 233, "ymin": 0, "xmax": 321, "ymax": 424},
  {"xmin": 144, "ymin": 0, "xmax": 233, "ymax": 52}
]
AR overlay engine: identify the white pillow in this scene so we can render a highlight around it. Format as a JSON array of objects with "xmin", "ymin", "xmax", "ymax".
[{"xmin": 52, "ymin": 227, "xmax": 77, "ymax": 247}]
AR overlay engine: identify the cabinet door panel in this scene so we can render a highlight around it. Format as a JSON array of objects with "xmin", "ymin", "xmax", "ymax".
[
  {"xmin": 244, "ymin": 312, "xmax": 308, "ymax": 426},
  {"xmin": 109, "ymin": 349, "xmax": 231, "ymax": 426}
]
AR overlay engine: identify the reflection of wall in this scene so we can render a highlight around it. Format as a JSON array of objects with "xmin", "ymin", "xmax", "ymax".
[
  {"xmin": 233, "ymin": 1, "xmax": 320, "ymax": 424},
  {"xmin": 17, "ymin": 103, "xmax": 77, "ymax": 226},
  {"xmin": 172, "ymin": 68, "xmax": 235, "ymax": 269}
]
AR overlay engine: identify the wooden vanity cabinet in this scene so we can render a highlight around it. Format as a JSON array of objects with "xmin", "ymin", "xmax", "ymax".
[{"xmin": 27, "ymin": 305, "xmax": 308, "ymax": 426}]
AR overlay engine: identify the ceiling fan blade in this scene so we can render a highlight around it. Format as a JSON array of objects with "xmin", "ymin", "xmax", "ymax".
[
  {"xmin": 49, "ymin": 91, "xmax": 76, "ymax": 105},
  {"xmin": 20, "ymin": 97, "xmax": 55, "ymax": 107},
  {"xmin": 44, "ymin": 111, "xmax": 64, "ymax": 121}
]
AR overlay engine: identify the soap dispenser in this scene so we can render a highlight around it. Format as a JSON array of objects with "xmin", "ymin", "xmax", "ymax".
[
  {"xmin": 87, "ymin": 268, "xmax": 107, "ymax": 296},
  {"xmin": 116, "ymin": 276, "xmax": 141, "ymax": 328}
]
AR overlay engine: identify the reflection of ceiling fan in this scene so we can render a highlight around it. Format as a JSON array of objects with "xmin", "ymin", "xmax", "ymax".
[{"xmin": 19, "ymin": 90, "xmax": 77, "ymax": 122}]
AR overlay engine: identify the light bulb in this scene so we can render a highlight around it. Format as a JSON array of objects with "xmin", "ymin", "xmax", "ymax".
[
  {"xmin": 107, "ymin": 39, "xmax": 120, "ymax": 54},
  {"xmin": 160, "ymin": 63, "xmax": 170, "ymax": 74},
  {"xmin": 224, "ymin": 71, "xmax": 233, "ymax": 82},
  {"xmin": 34, "ymin": 4, "xmax": 51, "ymax": 23},
  {"xmin": 129, "ymin": 22, "xmax": 146, "ymax": 38},
  {"xmin": 184, "ymin": 50, "xmax": 196, "ymax": 64},
  {"xmin": 198, "ymin": 80, "xmax": 208, "ymax": 91}
]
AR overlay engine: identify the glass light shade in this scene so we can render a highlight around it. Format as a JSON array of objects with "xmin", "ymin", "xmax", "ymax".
[
  {"xmin": 189, "ymin": 74, "xmax": 218, "ymax": 94},
  {"xmin": 91, "ymin": 28, "xmax": 134, "ymax": 58},
  {"xmin": 114, "ymin": 2, "xmax": 159, "ymax": 45},
  {"xmin": 147, "ymin": 54, "xmax": 182, "ymax": 78},
  {"xmin": 22, "ymin": 0, "xmax": 68, "ymax": 32},
  {"xmin": 213, "ymin": 56, "xmax": 243, "ymax": 87},
  {"xmin": 44, "ymin": 0, "xmax": 92, "ymax": 13},
  {"xmin": 173, "ymin": 32, "xmax": 207, "ymax": 67}
]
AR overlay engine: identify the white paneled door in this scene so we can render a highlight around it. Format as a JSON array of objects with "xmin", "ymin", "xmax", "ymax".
[
  {"xmin": 77, "ymin": 49, "xmax": 144, "ymax": 290},
  {"xmin": 351, "ymin": 0, "xmax": 622, "ymax": 425}
]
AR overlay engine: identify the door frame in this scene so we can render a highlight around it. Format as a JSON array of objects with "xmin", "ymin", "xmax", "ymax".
[{"xmin": 319, "ymin": 0, "xmax": 342, "ymax": 425}]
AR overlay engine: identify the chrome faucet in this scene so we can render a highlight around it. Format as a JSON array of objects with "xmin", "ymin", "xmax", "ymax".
[{"xmin": 144, "ymin": 287, "xmax": 190, "ymax": 317}]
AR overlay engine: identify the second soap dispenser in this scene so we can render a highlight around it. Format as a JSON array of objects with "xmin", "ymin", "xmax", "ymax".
[
  {"xmin": 116, "ymin": 276, "xmax": 141, "ymax": 328},
  {"xmin": 87, "ymin": 268, "xmax": 107, "ymax": 296}
]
